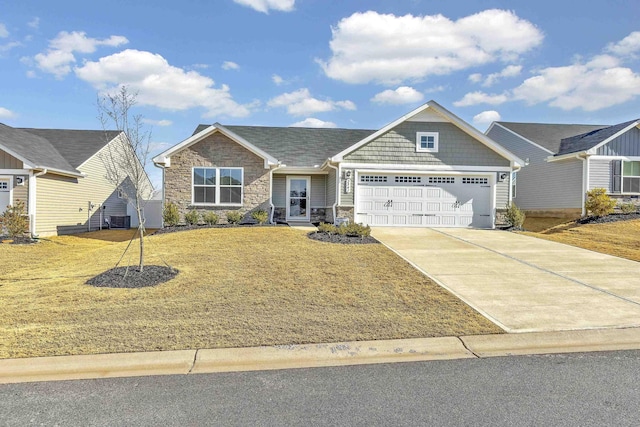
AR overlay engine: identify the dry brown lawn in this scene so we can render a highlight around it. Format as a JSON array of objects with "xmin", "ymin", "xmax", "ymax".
[
  {"xmin": 522, "ymin": 217, "xmax": 640, "ymax": 262},
  {"xmin": 0, "ymin": 227, "xmax": 501, "ymax": 359}
]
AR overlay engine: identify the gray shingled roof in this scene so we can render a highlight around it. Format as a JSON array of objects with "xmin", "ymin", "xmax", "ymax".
[
  {"xmin": 496, "ymin": 122, "xmax": 607, "ymax": 154},
  {"xmin": 0, "ymin": 123, "xmax": 76, "ymax": 172},
  {"xmin": 19, "ymin": 128, "xmax": 121, "ymax": 169},
  {"xmin": 557, "ymin": 119, "xmax": 639, "ymax": 155},
  {"xmin": 193, "ymin": 125, "xmax": 376, "ymax": 166}
]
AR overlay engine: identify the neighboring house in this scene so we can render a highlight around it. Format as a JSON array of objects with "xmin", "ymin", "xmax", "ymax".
[
  {"xmin": 487, "ymin": 119, "xmax": 640, "ymax": 217},
  {"xmin": 154, "ymin": 101, "xmax": 522, "ymax": 229},
  {"xmin": 0, "ymin": 124, "xmax": 152, "ymax": 236}
]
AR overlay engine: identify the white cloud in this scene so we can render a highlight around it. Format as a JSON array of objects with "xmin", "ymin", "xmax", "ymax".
[
  {"xmin": 233, "ymin": 0, "xmax": 295, "ymax": 13},
  {"xmin": 267, "ymin": 88, "xmax": 356, "ymax": 116},
  {"xmin": 371, "ymin": 86, "xmax": 424, "ymax": 105},
  {"xmin": 33, "ymin": 31, "xmax": 128, "ymax": 78},
  {"xmin": 0, "ymin": 107, "xmax": 16, "ymax": 119},
  {"xmin": 319, "ymin": 9, "xmax": 542, "ymax": 85},
  {"xmin": 148, "ymin": 141, "xmax": 172, "ymax": 154},
  {"xmin": 28, "ymin": 17, "xmax": 40, "ymax": 29},
  {"xmin": 0, "ymin": 41, "xmax": 21, "ymax": 53},
  {"xmin": 468, "ymin": 73, "xmax": 483, "ymax": 83},
  {"xmin": 473, "ymin": 110, "xmax": 501, "ymax": 125},
  {"xmin": 75, "ymin": 49, "xmax": 251, "ymax": 118},
  {"xmin": 272, "ymin": 74, "xmax": 285, "ymax": 85},
  {"xmin": 222, "ymin": 61, "xmax": 239, "ymax": 70},
  {"xmin": 606, "ymin": 31, "xmax": 640, "ymax": 57},
  {"xmin": 142, "ymin": 119, "xmax": 173, "ymax": 127},
  {"xmin": 0, "ymin": 23, "xmax": 8, "ymax": 38},
  {"xmin": 454, "ymin": 91, "xmax": 508, "ymax": 107},
  {"xmin": 290, "ymin": 118, "xmax": 337, "ymax": 128},
  {"xmin": 480, "ymin": 65, "xmax": 522, "ymax": 87}
]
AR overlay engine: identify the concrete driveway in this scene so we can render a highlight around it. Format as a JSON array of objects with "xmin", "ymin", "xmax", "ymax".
[{"xmin": 372, "ymin": 228, "xmax": 640, "ymax": 333}]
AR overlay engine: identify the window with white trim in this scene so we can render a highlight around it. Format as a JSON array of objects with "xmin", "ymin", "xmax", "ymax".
[
  {"xmin": 462, "ymin": 177, "xmax": 488, "ymax": 184},
  {"xmin": 623, "ymin": 161, "xmax": 640, "ymax": 193},
  {"xmin": 360, "ymin": 175, "xmax": 388, "ymax": 183},
  {"xmin": 416, "ymin": 132, "xmax": 439, "ymax": 153},
  {"xmin": 193, "ymin": 167, "xmax": 243, "ymax": 205},
  {"xmin": 428, "ymin": 176, "xmax": 455, "ymax": 184}
]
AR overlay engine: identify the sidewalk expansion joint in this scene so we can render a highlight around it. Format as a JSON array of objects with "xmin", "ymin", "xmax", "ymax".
[
  {"xmin": 432, "ymin": 228, "xmax": 640, "ymax": 308},
  {"xmin": 457, "ymin": 336, "xmax": 480, "ymax": 359}
]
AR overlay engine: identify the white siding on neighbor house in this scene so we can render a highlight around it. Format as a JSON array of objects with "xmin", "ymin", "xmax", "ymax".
[
  {"xmin": 35, "ymin": 139, "xmax": 135, "ymax": 236},
  {"xmin": 589, "ymin": 158, "xmax": 613, "ymax": 191},
  {"xmin": 487, "ymin": 124, "xmax": 584, "ymax": 210},
  {"xmin": 90, "ymin": 190, "xmax": 128, "ymax": 230},
  {"xmin": 0, "ymin": 149, "xmax": 23, "ymax": 169}
]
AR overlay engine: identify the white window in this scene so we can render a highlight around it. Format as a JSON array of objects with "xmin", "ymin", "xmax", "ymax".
[
  {"xmin": 462, "ymin": 177, "xmax": 488, "ymax": 184},
  {"xmin": 428, "ymin": 176, "xmax": 455, "ymax": 184},
  {"xmin": 395, "ymin": 176, "xmax": 421, "ymax": 183},
  {"xmin": 193, "ymin": 167, "xmax": 243, "ymax": 205},
  {"xmin": 416, "ymin": 132, "xmax": 439, "ymax": 153},
  {"xmin": 0, "ymin": 181, "xmax": 7, "ymax": 190},
  {"xmin": 360, "ymin": 175, "xmax": 388, "ymax": 183},
  {"xmin": 623, "ymin": 161, "xmax": 640, "ymax": 193}
]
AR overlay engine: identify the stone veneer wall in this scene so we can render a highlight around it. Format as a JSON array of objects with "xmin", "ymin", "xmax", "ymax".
[
  {"xmin": 336, "ymin": 206, "xmax": 354, "ymax": 224},
  {"xmin": 164, "ymin": 133, "xmax": 271, "ymax": 224}
]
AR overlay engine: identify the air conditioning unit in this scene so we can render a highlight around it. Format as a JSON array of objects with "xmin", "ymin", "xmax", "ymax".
[{"xmin": 497, "ymin": 172, "xmax": 508, "ymax": 182}]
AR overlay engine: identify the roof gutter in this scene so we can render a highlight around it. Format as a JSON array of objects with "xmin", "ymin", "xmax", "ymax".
[
  {"xmin": 325, "ymin": 160, "xmax": 339, "ymax": 224},
  {"xmin": 269, "ymin": 163, "xmax": 286, "ymax": 224}
]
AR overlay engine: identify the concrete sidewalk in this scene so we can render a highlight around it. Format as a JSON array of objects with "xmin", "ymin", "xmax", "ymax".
[
  {"xmin": 372, "ymin": 228, "xmax": 640, "ymax": 333},
  {"xmin": 2, "ymin": 328, "xmax": 640, "ymax": 384}
]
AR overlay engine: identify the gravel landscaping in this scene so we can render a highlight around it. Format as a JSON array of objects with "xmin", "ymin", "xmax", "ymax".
[
  {"xmin": 307, "ymin": 231, "xmax": 379, "ymax": 244},
  {"xmin": 86, "ymin": 265, "xmax": 179, "ymax": 288},
  {"xmin": 577, "ymin": 213, "xmax": 640, "ymax": 224}
]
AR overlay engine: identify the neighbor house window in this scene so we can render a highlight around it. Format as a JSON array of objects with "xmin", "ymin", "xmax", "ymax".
[
  {"xmin": 416, "ymin": 132, "xmax": 439, "ymax": 153},
  {"xmin": 193, "ymin": 167, "xmax": 243, "ymax": 205},
  {"xmin": 623, "ymin": 161, "xmax": 640, "ymax": 193}
]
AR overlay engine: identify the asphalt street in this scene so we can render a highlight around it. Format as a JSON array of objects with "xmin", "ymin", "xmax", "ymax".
[{"xmin": 2, "ymin": 350, "xmax": 639, "ymax": 426}]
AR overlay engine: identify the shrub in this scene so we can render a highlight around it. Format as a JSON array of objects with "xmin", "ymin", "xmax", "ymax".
[
  {"xmin": 226, "ymin": 211, "xmax": 243, "ymax": 225},
  {"xmin": 251, "ymin": 209, "xmax": 269, "ymax": 225},
  {"xmin": 1, "ymin": 200, "xmax": 28, "ymax": 238},
  {"xmin": 619, "ymin": 202, "xmax": 637, "ymax": 214},
  {"xmin": 317, "ymin": 222, "xmax": 337, "ymax": 234},
  {"xmin": 184, "ymin": 209, "xmax": 200, "ymax": 225},
  {"xmin": 504, "ymin": 203, "xmax": 525, "ymax": 228},
  {"xmin": 202, "ymin": 211, "xmax": 219, "ymax": 225},
  {"xmin": 337, "ymin": 222, "xmax": 371, "ymax": 237},
  {"xmin": 585, "ymin": 188, "xmax": 616, "ymax": 217},
  {"xmin": 163, "ymin": 202, "xmax": 180, "ymax": 227}
]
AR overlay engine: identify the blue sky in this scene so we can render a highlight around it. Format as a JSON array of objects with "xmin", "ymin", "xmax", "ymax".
[{"xmin": 1, "ymin": 0, "xmax": 640, "ymax": 188}]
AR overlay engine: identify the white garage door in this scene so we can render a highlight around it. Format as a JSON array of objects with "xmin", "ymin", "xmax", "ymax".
[{"xmin": 355, "ymin": 174, "xmax": 493, "ymax": 228}]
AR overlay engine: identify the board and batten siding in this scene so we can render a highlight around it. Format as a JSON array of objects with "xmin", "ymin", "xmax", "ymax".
[
  {"xmin": 487, "ymin": 124, "xmax": 584, "ymax": 210},
  {"xmin": 0, "ymin": 149, "xmax": 23, "ymax": 169},
  {"xmin": 35, "ymin": 142, "xmax": 127, "ymax": 236},
  {"xmin": 596, "ymin": 127, "xmax": 640, "ymax": 156},
  {"xmin": 272, "ymin": 174, "xmax": 327, "ymax": 208}
]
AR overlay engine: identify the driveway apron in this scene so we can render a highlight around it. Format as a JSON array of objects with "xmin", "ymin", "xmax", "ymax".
[{"xmin": 372, "ymin": 228, "xmax": 640, "ymax": 333}]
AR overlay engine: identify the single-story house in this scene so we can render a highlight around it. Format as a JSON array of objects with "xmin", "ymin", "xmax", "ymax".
[
  {"xmin": 487, "ymin": 119, "xmax": 640, "ymax": 217},
  {"xmin": 154, "ymin": 101, "xmax": 523, "ymax": 229},
  {"xmin": 0, "ymin": 124, "xmax": 152, "ymax": 236}
]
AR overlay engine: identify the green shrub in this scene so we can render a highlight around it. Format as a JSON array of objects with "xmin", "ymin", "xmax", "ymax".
[
  {"xmin": 1, "ymin": 200, "xmax": 29, "ymax": 238},
  {"xmin": 162, "ymin": 202, "xmax": 180, "ymax": 227},
  {"xmin": 184, "ymin": 209, "xmax": 200, "ymax": 225},
  {"xmin": 504, "ymin": 203, "xmax": 525, "ymax": 228},
  {"xmin": 226, "ymin": 211, "xmax": 243, "ymax": 225},
  {"xmin": 585, "ymin": 188, "xmax": 616, "ymax": 217},
  {"xmin": 336, "ymin": 222, "xmax": 371, "ymax": 237},
  {"xmin": 317, "ymin": 222, "xmax": 337, "ymax": 234},
  {"xmin": 202, "ymin": 211, "xmax": 219, "ymax": 225},
  {"xmin": 619, "ymin": 202, "xmax": 637, "ymax": 214},
  {"xmin": 251, "ymin": 209, "xmax": 269, "ymax": 225}
]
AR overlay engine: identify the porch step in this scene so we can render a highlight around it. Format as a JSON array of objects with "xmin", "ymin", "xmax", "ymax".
[{"xmin": 287, "ymin": 221, "xmax": 316, "ymax": 229}]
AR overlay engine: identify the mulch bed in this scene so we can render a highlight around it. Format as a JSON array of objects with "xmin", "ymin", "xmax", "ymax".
[
  {"xmin": 153, "ymin": 223, "xmax": 286, "ymax": 235},
  {"xmin": 577, "ymin": 213, "xmax": 640, "ymax": 225},
  {"xmin": 0, "ymin": 235, "xmax": 38, "ymax": 245},
  {"xmin": 307, "ymin": 231, "xmax": 379, "ymax": 244},
  {"xmin": 86, "ymin": 265, "xmax": 179, "ymax": 288}
]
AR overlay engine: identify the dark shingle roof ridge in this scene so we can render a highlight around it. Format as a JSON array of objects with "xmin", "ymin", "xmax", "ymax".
[
  {"xmin": 496, "ymin": 121, "xmax": 609, "ymax": 127},
  {"xmin": 556, "ymin": 118, "xmax": 640, "ymax": 156},
  {"xmin": 222, "ymin": 124, "xmax": 376, "ymax": 132},
  {"xmin": 18, "ymin": 128, "xmax": 121, "ymax": 169}
]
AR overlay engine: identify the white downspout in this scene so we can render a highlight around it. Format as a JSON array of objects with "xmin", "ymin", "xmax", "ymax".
[
  {"xmin": 326, "ymin": 161, "xmax": 339, "ymax": 224},
  {"xmin": 580, "ymin": 154, "xmax": 589, "ymax": 216},
  {"xmin": 269, "ymin": 163, "xmax": 285, "ymax": 224},
  {"xmin": 153, "ymin": 163, "xmax": 166, "ymax": 227},
  {"xmin": 29, "ymin": 168, "xmax": 47, "ymax": 236}
]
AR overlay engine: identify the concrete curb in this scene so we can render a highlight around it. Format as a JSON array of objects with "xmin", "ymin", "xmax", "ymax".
[
  {"xmin": 461, "ymin": 328, "xmax": 640, "ymax": 357},
  {"xmin": 2, "ymin": 329, "xmax": 640, "ymax": 384}
]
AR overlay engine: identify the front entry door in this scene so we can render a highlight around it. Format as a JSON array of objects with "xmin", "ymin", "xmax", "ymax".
[
  {"xmin": 0, "ymin": 177, "xmax": 11, "ymax": 214},
  {"xmin": 286, "ymin": 176, "xmax": 310, "ymax": 221}
]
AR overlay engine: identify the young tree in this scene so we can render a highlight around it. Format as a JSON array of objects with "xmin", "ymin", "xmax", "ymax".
[{"xmin": 98, "ymin": 86, "xmax": 153, "ymax": 271}]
